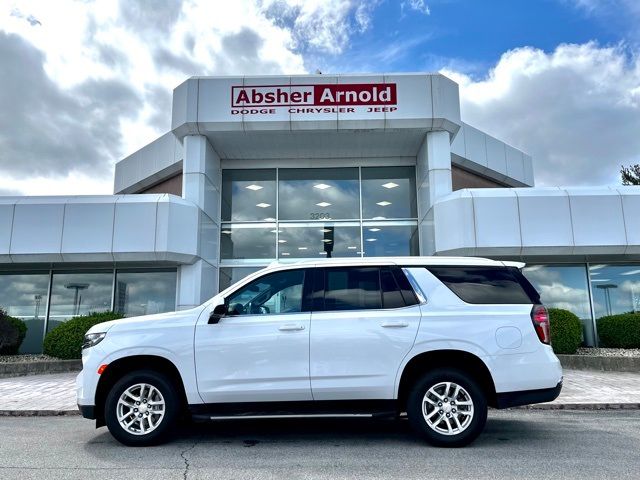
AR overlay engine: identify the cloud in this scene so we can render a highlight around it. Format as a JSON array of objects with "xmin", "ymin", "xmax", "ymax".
[
  {"xmin": 262, "ymin": 0, "xmax": 380, "ymax": 54},
  {"xmin": 443, "ymin": 42, "xmax": 640, "ymax": 186},
  {"xmin": 402, "ymin": 0, "xmax": 431, "ymax": 16},
  {"xmin": 0, "ymin": 31, "xmax": 141, "ymax": 179}
]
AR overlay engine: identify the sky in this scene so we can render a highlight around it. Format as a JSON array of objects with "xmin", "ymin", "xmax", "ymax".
[{"xmin": 1, "ymin": 0, "xmax": 639, "ymax": 195}]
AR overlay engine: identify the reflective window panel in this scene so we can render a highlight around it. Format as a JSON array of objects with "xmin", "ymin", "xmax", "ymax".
[
  {"xmin": 226, "ymin": 269, "xmax": 305, "ymax": 316},
  {"xmin": 362, "ymin": 224, "xmax": 419, "ymax": 257},
  {"xmin": 0, "ymin": 272, "xmax": 49, "ymax": 353},
  {"xmin": 220, "ymin": 224, "xmax": 277, "ymax": 261},
  {"xmin": 219, "ymin": 267, "xmax": 264, "ymax": 292},
  {"xmin": 361, "ymin": 166, "xmax": 417, "ymax": 219},
  {"xmin": 589, "ymin": 264, "xmax": 640, "ymax": 320},
  {"xmin": 522, "ymin": 265, "xmax": 595, "ymax": 346},
  {"xmin": 115, "ymin": 269, "xmax": 177, "ymax": 317},
  {"xmin": 323, "ymin": 267, "xmax": 382, "ymax": 311},
  {"xmin": 221, "ymin": 169, "xmax": 276, "ymax": 221},
  {"xmin": 278, "ymin": 168, "xmax": 360, "ymax": 220},
  {"xmin": 48, "ymin": 271, "xmax": 113, "ymax": 333},
  {"xmin": 278, "ymin": 223, "xmax": 361, "ymax": 259}
]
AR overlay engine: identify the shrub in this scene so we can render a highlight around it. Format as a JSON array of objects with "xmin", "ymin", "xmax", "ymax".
[
  {"xmin": 597, "ymin": 313, "xmax": 640, "ymax": 348},
  {"xmin": 0, "ymin": 309, "xmax": 28, "ymax": 355},
  {"xmin": 548, "ymin": 308, "xmax": 583, "ymax": 354},
  {"xmin": 43, "ymin": 311, "xmax": 124, "ymax": 359}
]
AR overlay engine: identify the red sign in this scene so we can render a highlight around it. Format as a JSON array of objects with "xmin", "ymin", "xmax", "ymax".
[{"xmin": 232, "ymin": 83, "xmax": 397, "ymax": 108}]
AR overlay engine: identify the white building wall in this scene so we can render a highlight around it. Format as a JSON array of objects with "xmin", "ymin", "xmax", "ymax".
[
  {"xmin": 0, "ymin": 195, "xmax": 199, "ymax": 264},
  {"xmin": 432, "ymin": 186, "xmax": 640, "ymax": 260},
  {"xmin": 177, "ymin": 135, "xmax": 222, "ymax": 309}
]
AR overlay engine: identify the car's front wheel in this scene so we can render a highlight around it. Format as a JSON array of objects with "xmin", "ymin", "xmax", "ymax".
[
  {"xmin": 407, "ymin": 368, "xmax": 487, "ymax": 447},
  {"xmin": 104, "ymin": 370, "xmax": 179, "ymax": 446}
]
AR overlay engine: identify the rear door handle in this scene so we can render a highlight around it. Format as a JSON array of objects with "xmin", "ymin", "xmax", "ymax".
[
  {"xmin": 278, "ymin": 324, "xmax": 306, "ymax": 331},
  {"xmin": 381, "ymin": 322, "xmax": 409, "ymax": 328}
]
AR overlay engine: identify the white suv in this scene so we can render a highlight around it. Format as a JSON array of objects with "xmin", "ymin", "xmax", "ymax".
[{"xmin": 77, "ymin": 257, "xmax": 562, "ymax": 447}]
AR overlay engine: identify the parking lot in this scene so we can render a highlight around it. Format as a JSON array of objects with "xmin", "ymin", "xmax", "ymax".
[{"xmin": 1, "ymin": 410, "xmax": 639, "ymax": 479}]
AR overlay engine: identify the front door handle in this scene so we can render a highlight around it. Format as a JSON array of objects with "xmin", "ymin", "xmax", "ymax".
[
  {"xmin": 278, "ymin": 324, "xmax": 306, "ymax": 331},
  {"xmin": 381, "ymin": 322, "xmax": 409, "ymax": 328}
]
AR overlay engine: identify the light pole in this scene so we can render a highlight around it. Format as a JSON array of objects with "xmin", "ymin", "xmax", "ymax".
[
  {"xmin": 65, "ymin": 283, "xmax": 89, "ymax": 316},
  {"xmin": 596, "ymin": 284, "xmax": 618, "ymax": 316},
  {"xmin": 34, "ymin": 294, "xmax": 42, "ymax": 319}
]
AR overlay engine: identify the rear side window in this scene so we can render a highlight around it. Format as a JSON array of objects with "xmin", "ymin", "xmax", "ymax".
[
  {"xmin": 313, "ymin": 266, "xmax": 419, "ymax": 312},
  {"xmin": 426, "ymin": 266, "xmax": 539, "ymax": 305},
  {"xmin": 324, "ymin": 267, "xmax": 381, "ymax": 311}
]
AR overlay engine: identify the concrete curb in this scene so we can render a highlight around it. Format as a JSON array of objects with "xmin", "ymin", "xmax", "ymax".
[
  {"xmin": 0, "ymin": 360, "xmax": 82, "ymax": 379},
  {"xmin": 516, "ymin": 403, "xmax": 640, "ymax": 411},
  {"xmin": 557, "ymin": 355, "xmax": 640, "ymax": 372},
  {"xmin": 2, "ymin": 403, "xmax": 640, "ymax": 417},
  {"xmin": 0, "ymin": 410, "xmax": 80, "ymax": 416}
]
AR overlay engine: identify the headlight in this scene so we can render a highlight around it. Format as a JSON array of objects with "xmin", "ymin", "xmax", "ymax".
[{"xmin": 82, "ymin": 332, "xmax": 106, "ymax": 350}]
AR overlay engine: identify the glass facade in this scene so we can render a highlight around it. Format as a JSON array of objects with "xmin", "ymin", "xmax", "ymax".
[
  {"xmin": 589, "ymin": 265, "xmax": 640, "ymax": 319},
  {"xmin": 220, "ymin": 166, "xmax": 420, "ymax": 286},
  {"xmin": 522, "ymin": 265, "xmax": 594, "ymax": 345},
  {"xmin": 0, "ymin": 272, "xmax": 50, "ymax": 353},
  {"xmin": 0, "ymin": 267, "xmax": 177, "ymax": 353},
  {"xmin": 47, "ymin": 271, "xmax": 113, "ymax": 333},
  {"xmin": 114, "ymin": 269, "xmax": 177, "ymax": 317}
]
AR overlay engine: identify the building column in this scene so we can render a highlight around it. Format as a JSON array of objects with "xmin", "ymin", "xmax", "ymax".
[
  {"xmin": 416, "ymin": 131, "xmax": 452, "ymax": 256},
  {"xmin": 177, "ymin": 135, "xmax": 221, "ymax": 310}
]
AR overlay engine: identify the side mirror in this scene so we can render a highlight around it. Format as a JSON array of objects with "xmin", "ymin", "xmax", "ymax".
[{"xmin": 208, "ymin": 303, "xmax": 227, "ymax": 324}]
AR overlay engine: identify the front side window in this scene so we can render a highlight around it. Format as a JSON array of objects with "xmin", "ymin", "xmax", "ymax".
[{"xmin": 226, "ymin": 269, "xmax": 306, "ymax": 316}]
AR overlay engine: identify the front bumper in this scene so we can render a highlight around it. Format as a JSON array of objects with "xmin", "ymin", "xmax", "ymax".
[{"xmin": 495, "ymin": 381, "xmax": 563, "ymax": 409}]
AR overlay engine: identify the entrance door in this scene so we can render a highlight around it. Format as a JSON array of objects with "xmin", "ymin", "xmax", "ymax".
[{"xmin": 195, "ymin": 268, "xmax": 312, "ymax": 403}]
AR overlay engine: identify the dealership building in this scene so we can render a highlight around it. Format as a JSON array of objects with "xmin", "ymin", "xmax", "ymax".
[{"xmin": 1, "ymin": 73, "xmax": 639, "ymax": 352}]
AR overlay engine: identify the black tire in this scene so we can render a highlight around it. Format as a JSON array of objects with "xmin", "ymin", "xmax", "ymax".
[
  {"xmin": 406, "ymin": 368, "xmax": 487, "ymax": 447},
  {"xmin": 104, "ymin": 370, "xmax": 180, "ymax": 446}
]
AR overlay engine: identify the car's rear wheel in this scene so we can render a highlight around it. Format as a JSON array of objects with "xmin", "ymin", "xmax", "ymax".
[
  {"xmin": 104, "ymin": 370, "xmax": 179, "ymax": 446},
  {"xmin": 407, "ymin": 368, "xmax": 487, "ymax": 447}
]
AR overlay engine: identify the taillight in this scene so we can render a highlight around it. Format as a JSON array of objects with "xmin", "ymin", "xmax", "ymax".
[{"xmin": 531, "ymin": 305, "xmax": 550, "ymax": 344}]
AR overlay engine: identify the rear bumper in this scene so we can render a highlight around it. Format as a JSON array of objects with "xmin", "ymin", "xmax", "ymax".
[
  {"xmin": 78, "ymin": 404, "xmax": 96, "ymax": 420},
  {"xmin": 495, "ymin": 381, "xmax": 562, "ymax": 409}
]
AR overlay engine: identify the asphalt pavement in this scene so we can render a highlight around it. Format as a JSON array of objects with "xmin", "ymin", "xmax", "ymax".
[{"xmin": 0, "ymin": 410, "xmax": 638, "ymax": 479}]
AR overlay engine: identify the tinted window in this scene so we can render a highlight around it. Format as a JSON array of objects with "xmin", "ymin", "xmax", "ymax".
[
  {"xmin": 323, "ymin": 267, "xmax": 381, "ymax": 311},
  {"xmin": 226, "ymin": 269, "xmax": 306, "ymax": 315},
  {"xmin": 381, "ymin": 267, "xmax": 405, "ymax": 309},
  {"xmin": 392, "ymin": 267, "xmax": 420, "ymax": 306},
  {"xmin": 427, "ymin": 266, "xmax": 538, "ymax": 304}
]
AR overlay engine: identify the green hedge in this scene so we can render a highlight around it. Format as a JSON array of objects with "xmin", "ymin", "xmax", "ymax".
[
  {"xmin": 0, "ymin": 309, "xmax": 28, "ymax": 355},
  {"xmin": 548, "ymin": 308, "xmax": 583, "ymax": 354},
  {"xmin": 43, "ymin": 311, "xmax": 124, "ymax": 359},
  {"xmin": 597, "ymin": 313, "xmax": 640, "ymax": 348}
]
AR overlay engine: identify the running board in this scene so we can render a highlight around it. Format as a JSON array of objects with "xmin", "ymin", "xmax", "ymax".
[
  {"xmin": 189, "ymin": 399, "xmax": 398, "ymax": 420},
  {"xmin": 205, "ymin": 413, "xmax": 376, "ymax": 420}
]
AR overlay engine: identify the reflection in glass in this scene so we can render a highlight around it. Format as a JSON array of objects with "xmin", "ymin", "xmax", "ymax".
[
  {"xmin": 220, "ymin": 224, "xmax": 277, "ymax": 260},
  {"xmin": 362, "ymin": 224, "xmax": 419, "ymax": 257},
  {"xmin": 115, "ymin": 269, "xmax": 177, "ymax": 317},
  {"xmin": 226, "ymin": 269, "xmax": 305, "ymax": 315},
  {"xmin": 589, "ymin": 265, "xmax": 640, "ymax": 321},
  {"xmin": 221, "ymin": 169, "xmax": 276, "ymax": 221},
  {"xmin": 361, "ymin": 166, "xmax": 417, "ymax": 219},
  {"xmin": 278, "ymin": 224, "xmax": 361, "ymax": 259},
  {"xmin": 522, "ymin": 265, "xmax": 594, "ymax": 346},
  {"xmin": 48, "ymin": 271, "xmax": 113, "ymax": 333},
  {"xmin": 219, "ymin": 267, "xmax": 263, "ymax": 292},
  {"xmin": 0, "ymin": 272, "xmax": 49, "ymax": 353},
  {"xmin": 278, "ymin": 168, "xmax": 359, "ymax": 220}
]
